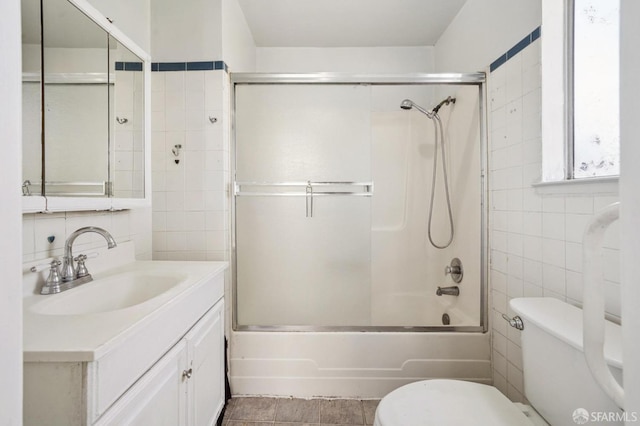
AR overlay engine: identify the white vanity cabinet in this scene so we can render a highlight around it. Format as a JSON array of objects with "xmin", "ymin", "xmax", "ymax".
[
  {"xmin": 95, "ymin": 300, "xmax": 225, "ymax": 426},
  {"xmin": 23, "ymin": 257, "xmax": 228, "ymax": 426}
]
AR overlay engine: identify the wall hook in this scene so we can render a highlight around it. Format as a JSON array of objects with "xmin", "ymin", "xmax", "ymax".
[
  {"xmin": 172, "ymin": 144, "xmax": 182, "ymax": 164},
  {"xmin": 209, "ymin": 116, "xmax": 217, "ymax": 124},
  {"xmin": 116, "ymin": 116, "xmax": 128, "ymax": 124}
]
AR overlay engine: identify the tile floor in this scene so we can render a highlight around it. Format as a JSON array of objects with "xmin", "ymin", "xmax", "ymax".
[{"xmin": 222, "ymin": 397, "xmax": 379, "ymax": 426}]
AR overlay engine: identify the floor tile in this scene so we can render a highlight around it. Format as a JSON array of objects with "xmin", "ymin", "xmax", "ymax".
[
  {"xmin": 319, "ymin": 400, "xmax": 364, "ymax": 425},
  {"xmin": 225, "ymin": 422, "xmax": 273, "ymax": 426},
  {"xmin": 230, "ymin": 397, "xmax": 277, "ymax": 422},
  {"xmin": 361, "ymin": 400, "xmax": 379, "ymax": 425},
  {"xmin": 275, "ymin": 398, "xmax": 320, "ymax": 423},
  {"xmin": 274, "ymin": 423, "xmax": 320, "ymax": 426}
]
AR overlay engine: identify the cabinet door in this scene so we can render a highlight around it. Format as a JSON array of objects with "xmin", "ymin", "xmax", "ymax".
[
  {"xmin": 185, "ymin": 300, "xmax": 225, "ymax": 426},
  {"xmin": 94, "ymin": 340, "xmax": 188, "ymax": 426}
]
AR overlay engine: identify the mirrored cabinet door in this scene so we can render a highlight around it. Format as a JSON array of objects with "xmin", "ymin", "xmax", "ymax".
[
  {"xmin": 43, "ymin": 0, "xmax": 110, "ymax": 197},
  {"xmin": 21, "ymin": 0, "xmax": 148, "ymax": 208}
]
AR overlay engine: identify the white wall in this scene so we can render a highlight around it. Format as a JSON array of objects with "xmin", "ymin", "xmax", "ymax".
[
  {"xmin": 87, "ymin": 0, "xmax": 151, "ymax": 52},
  {"xmin": 151, "ymin": 0, "xmax": 222, "ymax": 62},
  {"xmin": 620, "ymin": 0, "xmax": 640, "ymax": 417},
  {"xmin": 222, "ymin": 0, "xmax": 256, "ymax": 72},
  {"xmin": 0, "ymin": 0, "xmax": 24, "ymax": 422},
  {"xmin": 434, "ymin": 0, "xmax": 541, "ymax": 72},
  {"xmin": 256, "ymin": 46, "xmax": 435, "ymax": 73}
]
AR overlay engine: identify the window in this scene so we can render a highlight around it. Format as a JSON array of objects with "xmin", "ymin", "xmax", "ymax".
[
  {"xmin": 570, "ymin": 0, "xmax": 620, "ymax": 178},
  {"xmin": 540, "ymin": 0, "xmax": 620, "ymax": 185}
]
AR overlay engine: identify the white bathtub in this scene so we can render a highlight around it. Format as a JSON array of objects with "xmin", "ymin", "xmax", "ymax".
[{"xmin": 229, "ymin": 327, "xmax": 490, "ymax": 398}]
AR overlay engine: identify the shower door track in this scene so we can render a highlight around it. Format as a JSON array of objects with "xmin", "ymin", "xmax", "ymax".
[{"xmin": 230, "ymin": 73, "xmax": 489, "ymax": 333}]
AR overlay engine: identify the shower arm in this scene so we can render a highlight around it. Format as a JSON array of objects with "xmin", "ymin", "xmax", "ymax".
[{"xmin": 432, "ymin": 96, "xmax": 456, "ymax": 115}]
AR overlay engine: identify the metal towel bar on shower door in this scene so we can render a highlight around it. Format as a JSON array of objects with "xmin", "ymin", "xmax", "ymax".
[{"xmin": 234, "ymin": 181, "xmax": 374, "ymax": 218}]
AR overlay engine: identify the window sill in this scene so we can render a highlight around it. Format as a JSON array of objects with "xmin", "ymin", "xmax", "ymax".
[{"xmin": 532, "ymin": 176, "xmax": 619, "ymax": 195}]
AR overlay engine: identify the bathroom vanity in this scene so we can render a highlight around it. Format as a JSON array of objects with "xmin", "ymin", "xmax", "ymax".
[{"xmin": 22, "ymin": 242, "xmax": 227, "ymax": 425}]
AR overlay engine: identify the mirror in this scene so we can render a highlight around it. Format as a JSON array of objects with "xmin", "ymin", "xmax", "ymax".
[
  {"xmin": 21, "ymin": 0, "xmax": 148, "ymax": 204},
  {"xmin": 110, "ymin": 36, "xmax": 145, "ymax": 198},
  {"xmin": 21, "ymin": 0, "xmax": 42, "ymax": 197},
  {"xmin": 43, "ymin": 0, "xmax": 110, "ymax": 197}
]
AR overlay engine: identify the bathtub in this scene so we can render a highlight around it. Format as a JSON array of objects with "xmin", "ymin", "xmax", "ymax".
[
  {"xmin": 230, "ymin": 294, "xmax": 489, "ymax": 398},
  {"xmin": 229, "ymin": 328, "xmax": 490, "ymax": 398}
]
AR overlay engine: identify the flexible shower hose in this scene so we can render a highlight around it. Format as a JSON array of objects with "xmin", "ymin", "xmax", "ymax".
[{"xmin": 426, "ymin": 114, "xmax": 454, "ymax": 249}]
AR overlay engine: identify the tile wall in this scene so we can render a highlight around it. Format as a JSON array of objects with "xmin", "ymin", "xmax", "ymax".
[
  {"xmin": 488, "ymin": 35, "xmax": 620, "ymax": 402},
  {"xmin": 150, "ymin": 66, "xmax": 230, "ymax": 261},
  {"xmin": 22, "ymin": 208, "xmax": 152, "ymax": 262}
]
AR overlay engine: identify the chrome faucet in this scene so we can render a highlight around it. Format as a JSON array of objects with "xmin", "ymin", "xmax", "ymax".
[
  {"xmin": 60, "ymin": 226, "xmax": 117, "ymax": 282},
  {"xmin": 436, "ymin": 286, "xmax": 460, "ymax": 296}
]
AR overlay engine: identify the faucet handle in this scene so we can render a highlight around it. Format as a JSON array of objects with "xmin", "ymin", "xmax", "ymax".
[
  {"xmin": 74, "ymin": 252, "xmax": 97, "ymax": 279},
  {"xmin": 32, "ymin": 260, "xmax": 63, "ymax": 294}
]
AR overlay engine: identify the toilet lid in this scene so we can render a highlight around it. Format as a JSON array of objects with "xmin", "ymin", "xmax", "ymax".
[{"xmin": 375, "ymin": 380, "xmax": 533, "ymax": 426}]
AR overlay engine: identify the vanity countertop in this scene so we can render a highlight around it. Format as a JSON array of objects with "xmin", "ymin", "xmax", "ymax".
[{"xmin": 23, "ymin": 244, "xmax": 227, "ymax": 363}]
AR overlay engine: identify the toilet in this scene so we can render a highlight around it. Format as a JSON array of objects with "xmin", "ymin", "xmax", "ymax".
[{"xmin": 374, "ymin": 297, "xmax": 623, "ymax": 426}]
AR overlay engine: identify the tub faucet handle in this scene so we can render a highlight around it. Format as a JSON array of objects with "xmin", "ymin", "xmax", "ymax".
[{"xmin": 444, "ymin": 258, "xmax": 463, "ymax": 283}]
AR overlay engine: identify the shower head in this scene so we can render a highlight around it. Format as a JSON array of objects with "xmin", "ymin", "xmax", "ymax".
[
  {"xmin": 400, "ymin": 99, "xmax": 413, "ymax": 110},
  {"xmin": 399, "ymin": 99, "xmax": 433, "ymax": 117}
]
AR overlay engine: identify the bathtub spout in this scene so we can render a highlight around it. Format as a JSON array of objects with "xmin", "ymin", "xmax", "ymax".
[{"xmin": 436, "ymin": 286, "xmax": 460, "ymax": 296}]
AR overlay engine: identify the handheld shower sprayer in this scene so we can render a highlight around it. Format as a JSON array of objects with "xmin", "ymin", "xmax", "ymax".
[
  {"xmin": 400, "ymin": 96, "xmax": 456, "ymax": 117},
  {"xmin": 400, "ymin": 96, "xmax": 456, "ymax": 249},
  {"xmin": 400, "ymin": 99, "xmax": 433, "ymax": 117}
]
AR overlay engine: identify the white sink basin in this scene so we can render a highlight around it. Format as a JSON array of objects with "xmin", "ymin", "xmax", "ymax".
[{"xmin": 30, "ymin": 271, "xmax": 188, "ymax": 315}]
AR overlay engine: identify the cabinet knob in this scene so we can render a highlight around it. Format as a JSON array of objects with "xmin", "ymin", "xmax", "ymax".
[{"xmin": 182, "ymin": 368, "xmax": 193, "ymax": 379}]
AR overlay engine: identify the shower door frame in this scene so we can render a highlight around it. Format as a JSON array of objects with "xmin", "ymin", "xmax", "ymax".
[{"xmin": 230, "ymin": 72, "xmax": 488, "ymax": 333}]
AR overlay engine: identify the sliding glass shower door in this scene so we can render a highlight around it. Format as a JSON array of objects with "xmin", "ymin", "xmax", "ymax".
[{"xmin": 235, "ymin": 84, "xmax": 373, "ymax": 327}]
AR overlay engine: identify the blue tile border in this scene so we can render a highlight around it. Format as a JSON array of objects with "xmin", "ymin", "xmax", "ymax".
[
  {"xmin": 151, "ymin": 61, "xmax": 228, "ymax": 73},
  {"xmin": 115, "ymin": 61, "xmax": 143, "ymax": 71},
  {"xmin": 490, "ymin": 26, "xmax": 541, "ymax": 72}
]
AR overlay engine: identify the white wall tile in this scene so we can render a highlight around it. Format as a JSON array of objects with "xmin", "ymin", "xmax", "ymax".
[
  {"xmin": 24, "ymin": 209, "xmax": 151, "ymax": 263},
  {"xmin": 492, "ymin": 231, "xmax": 507, "ymax": 252},
  {"xmin": 542, "ymin": 196, "xmax": 565, "ymax": 213},
  {"xmin": 523, "ymin": 259, "xmax": 543, "ymax": 286},
  {"xmin": 542, "ymin": 264, "xmax": 566, "ymax": 294},
  {"xmin": 542, "ymin": 238, "xmax": 565, "ymax": 268},
  {"xmin": 492, "ymin": 190, "xmax": 508, "ymax": 211},
  {"xmin": 565, "ymin": 195, "xmax": 594, "ymax": 214},
  {"xmin": 152, "ymin": 70, "xmax": 230, "ymax": 261},
  {"xmin": 565, "ymin": 214, "xmax": 591, "ymax": 243},
  {"xmin": 542, "ymin": 212, "xmax": 564, "ymax": 240},
  {"xmin": 491, "ymin": 270, "xmax": 507, "ymax": 294},
  {"xmin": 522, "ymin": 236, "xmax": 542, "ymax": 261},
  {"xmin": 505, "ymin": 55, "xmax": 523, "ymax": 103},
  {"xmin": 487, "ymin": 40, "xmax": 620, "ymax": 403}
]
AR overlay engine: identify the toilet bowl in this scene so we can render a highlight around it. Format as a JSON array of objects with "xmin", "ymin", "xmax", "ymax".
[
  {"xmin": 374, "ymin": 298, "xmax": 623, "ymax": 426},
  {"xmin": 373, "ymin": 379, "xmax": 547, "ymax": 426}
]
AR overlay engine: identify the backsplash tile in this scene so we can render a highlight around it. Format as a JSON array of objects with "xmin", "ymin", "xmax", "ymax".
[{"xmin": 23, "ymin": 209, "xmax": 152, "ymax": 264}]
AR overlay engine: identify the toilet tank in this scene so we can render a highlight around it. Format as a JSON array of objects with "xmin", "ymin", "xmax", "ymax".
[{"xmin": 510, "ymin": 298, "xmax": 623, "ymax": 426}]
